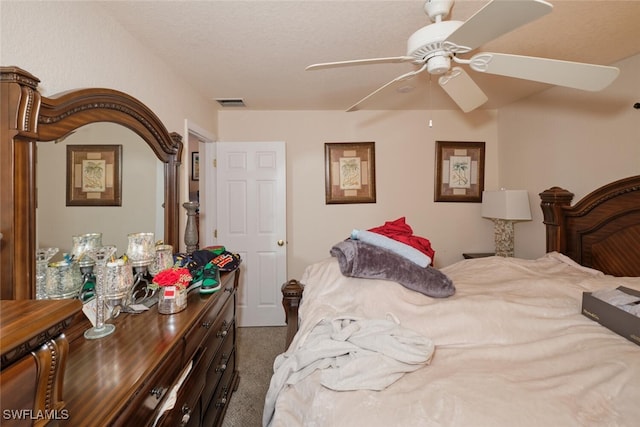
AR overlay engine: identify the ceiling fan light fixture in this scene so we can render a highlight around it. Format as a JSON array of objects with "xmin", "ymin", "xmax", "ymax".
[{"xmin": 427, "ymin": 55, "xmax": 451, "ymax": 75}]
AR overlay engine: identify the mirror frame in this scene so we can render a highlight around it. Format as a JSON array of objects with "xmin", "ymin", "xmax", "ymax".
[{"xmin": 1, "ymin": 66, "xmax": 183, "ymax": 299}]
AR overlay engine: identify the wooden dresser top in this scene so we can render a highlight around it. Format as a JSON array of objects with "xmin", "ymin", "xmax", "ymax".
[{"xmin": 1, "ymin": 299, "xmax": 83, "ymax": 366}]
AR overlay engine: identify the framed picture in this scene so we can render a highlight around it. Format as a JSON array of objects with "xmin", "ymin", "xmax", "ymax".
[
  {"xmin": 192, "ymin": 152, "xmax": 200, "ymax": 181},
  {"xmin": 434, "ymin": 141, "xmax": 485, "ymax": 203},
  {"xmin": 66, "ymin": 145, "xmax": 122, "ymax": 206},
  {"xmin": 325, "ymin": 142, "xmax": 376, "ymax": 204}
]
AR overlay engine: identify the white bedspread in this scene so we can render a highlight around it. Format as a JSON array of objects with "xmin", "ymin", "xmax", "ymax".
[{"xmin": 268, "ymin": 253, "xmax": 640, "ymax": 427}]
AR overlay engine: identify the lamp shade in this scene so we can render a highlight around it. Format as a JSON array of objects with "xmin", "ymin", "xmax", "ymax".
[{"xmin": 481, "ymin": 190, "xmax": 532, "ymax": 220}]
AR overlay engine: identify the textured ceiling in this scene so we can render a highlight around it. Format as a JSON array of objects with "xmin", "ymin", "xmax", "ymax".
[{"xmin": 97, "ymin": 0, "xmax": 640, "ymax": 111}]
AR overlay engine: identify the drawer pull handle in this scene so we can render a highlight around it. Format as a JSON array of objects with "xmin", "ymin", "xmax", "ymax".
[
  {"xmin": 202, "ymin": 321, "xmax": 212, "ymax": 329},
  {"xmin": 217, "ymin": 329, "xmax": 228, "ymax": 338},
  {"xmin": 216, "ymin": 397, "xmax": 227, "ymax": 407},
  {"xmin": 222, "ymin": 319, "xmax": 229, "ymax": 327},
  {"xmin": 180, "ymin": 404, "xmax": 192, "ymax": 426},
  {"xmin": 224, "ymin": 287, "xmax": 232, "ymax": 293},
  {"xmin": 150, "ymin": 387, "xmax": 164, "ymax": 399},
  {"xmin": 216, "ymin": 363, "xmax": 227, "ymax": 372}
]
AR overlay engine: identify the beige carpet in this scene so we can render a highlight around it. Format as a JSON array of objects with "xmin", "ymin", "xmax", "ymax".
[{"xmin": 222, "ymin": 326, "xmax": 288, "ymax": 427}]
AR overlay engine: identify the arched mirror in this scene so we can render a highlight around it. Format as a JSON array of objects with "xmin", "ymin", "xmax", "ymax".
[
  {"xmin": 37, "ymin": 123, "xmax": 164, "ymax": 254},
  {"xmin": 0, "ymin": 66, "xmax": 182, "ymax": 299}
]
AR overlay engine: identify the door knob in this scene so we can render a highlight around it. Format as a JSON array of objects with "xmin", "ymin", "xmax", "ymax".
[{"xmin": 277, "ymin": 240, "xmax": 285, "ymax": 246}]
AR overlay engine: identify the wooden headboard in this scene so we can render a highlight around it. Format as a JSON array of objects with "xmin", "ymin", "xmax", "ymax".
[{"xmin": 540, "ymin": 175, "xmax": 640, "ymax": 277}]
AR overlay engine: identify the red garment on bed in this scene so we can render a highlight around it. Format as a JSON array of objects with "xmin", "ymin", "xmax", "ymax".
[{"xmin": 368, "ymin": 217, "xmax": 435, "ymax": 260}]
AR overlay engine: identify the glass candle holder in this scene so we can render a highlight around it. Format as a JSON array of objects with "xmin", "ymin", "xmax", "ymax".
[
  {"xmin": 45, "ymin": 258, "xmax": 83, "ymax": 299},
  {"xmin": 104, "ymin": 258, "xmax": 134, "ymax": 300},
  {"xmin": 149, "ymin": 244, "xmax": 174, "ymax": 277},
  {"xmin": 126, "ymin": 232, "xmax": 155, "ymax": 267},
  {"xmin": 71, "ymin": 233, "xmax": 103, "ymax": 267},
  {"xmin": 35, "ymin": 247, "xmax": 59, "ymax": 300},
  {"xmin": 84, "ymin": 245, "xmax": 118, "ymax": 340}
]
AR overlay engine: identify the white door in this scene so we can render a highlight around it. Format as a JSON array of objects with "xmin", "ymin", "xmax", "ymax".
[{"xmin": 216, "ymin": 141, "xmax": 287, "ymax": 326}]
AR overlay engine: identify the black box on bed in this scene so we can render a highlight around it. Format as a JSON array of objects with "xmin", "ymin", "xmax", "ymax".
[{"xmin": 582, "ymin": 286, "xmax": 640, "ymax": 347}]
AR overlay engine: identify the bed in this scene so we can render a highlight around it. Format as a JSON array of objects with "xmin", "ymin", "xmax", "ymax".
[{"xmin": 267, "ymin": 175, "xmax": 640, "ymax": 427}]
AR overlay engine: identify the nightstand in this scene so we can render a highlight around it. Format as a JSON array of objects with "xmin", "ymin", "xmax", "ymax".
[{"xmin": 463, "ymin": 252, "xmax": 495, "ymax": 259}]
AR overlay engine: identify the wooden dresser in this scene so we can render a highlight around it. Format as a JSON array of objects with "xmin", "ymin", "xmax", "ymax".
[
  {"xmin": 1, "ymin": 268, "xmax": 239, "ymax": 427},
  {"xmin": 66, "ymin": 268, "xmax": 239, "ymax": 426},
  {"xmin": 1, "ymin": 299, "xmax": 82, "ymax": 426}
]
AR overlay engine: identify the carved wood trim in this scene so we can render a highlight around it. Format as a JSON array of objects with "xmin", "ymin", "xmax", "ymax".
[{"xmin": 281, "ymin": 279, "xmax": 304, "ymax": 348}]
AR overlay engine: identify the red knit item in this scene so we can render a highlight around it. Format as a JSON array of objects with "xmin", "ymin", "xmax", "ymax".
[{"xmin": 368, "ymin": 217, "xmax": 435, "ymax": 260}]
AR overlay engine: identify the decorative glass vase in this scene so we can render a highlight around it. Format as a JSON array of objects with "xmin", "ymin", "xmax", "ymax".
[{"xmin": 157, "ymin": 286, "xmax": 188, "ymax": 314}]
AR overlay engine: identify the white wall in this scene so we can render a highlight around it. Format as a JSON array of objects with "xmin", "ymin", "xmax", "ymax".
[
  {"xmin": 218, "ymin": 109, "xmax": 499, "ymax": 279},
  {"xmin": 498, "ymin": 54, "xmax": 640, "ymax": 260},
  {"xmin": 1, "ymin": 1, "xmax": 218, "ymax": 251}
]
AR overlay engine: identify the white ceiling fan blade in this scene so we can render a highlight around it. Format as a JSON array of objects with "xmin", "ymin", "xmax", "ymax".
[
  {"xmin": 306, "ymin": 56, "xmax": 414, "ymax": 71},
  {"xmin": 347, "ymin": 64, "xmax": 428, "ymax": 112},
  {"xmin": 446, "ymin": 0, "xmax": 552, "ymax": 52},
  {"xmin": 469, "ymin": 52, "xmax": 620, "ymax": 91},
  {"xmin": 438, "ymin": 67, "xmax": 488, "ymax": 113}
]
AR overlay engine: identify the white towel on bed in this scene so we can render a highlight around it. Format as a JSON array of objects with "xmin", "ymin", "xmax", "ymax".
[
  {"xmin": 263, "ymin": 314, "xmax": 434, "ymax": 427},
  {"xmin": 351, "ymin": 229, "xmax": 432, "ymax": 267}
]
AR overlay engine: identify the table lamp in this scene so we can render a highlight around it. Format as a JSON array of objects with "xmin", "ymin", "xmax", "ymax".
[{"xmin": 482, "ymin": 189, "xmax": 532, "ymax": 257}]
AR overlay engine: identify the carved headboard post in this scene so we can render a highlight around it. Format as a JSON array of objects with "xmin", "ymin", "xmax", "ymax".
[
  {"xmin": 539, "ymin": 186, "xmax": 574, "ymax": 254},
  {"xmin": 0, "ymin": 67, "xmax": 42, "ymax": 299}
]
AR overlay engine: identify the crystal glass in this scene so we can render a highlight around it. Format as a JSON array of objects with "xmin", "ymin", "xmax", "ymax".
[
  {"xmin": 84, "ymin": 245, "xmax": 117, "ymax": 340},
  {"xmin": 104, "ymin": 258, "xmax": 134, "ymax": 300},
  {"xmin": 45, "ymin": 258, "xmax": 83, "ymax": 299},
  {"xmin": 126, "ymin": 232, "xmax": 155, "ymax": 267},
  {"xmin": 149, "ymin": 244, "xmax": 174, "ymax": 276},
  {"xmin": 35, "ymin": 247, "xmax": 59, "ymax": 300},
  {"xmin": 71, "ymin": 233, "xmax": 103, "ymax": 267}
]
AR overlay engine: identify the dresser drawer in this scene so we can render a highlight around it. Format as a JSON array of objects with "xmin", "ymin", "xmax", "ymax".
[
  {"xmin": 183, "ymin": 290, "xmax": 233, "ymax": 363},
  {"xmin": 201, "ymin": 325, "xmax": 235, "ymax": 409},
  {"xmin": 0, "ymin": 355, "xmax": 38, "ymax": 427},
  {"xmin": 202, "ymin": 349, "xmax": 236, "ymax": 427},
  {"xmin": 204, "ymin": 296, "xmax": 234, "ymax": 362},
  {"xmin": 157, "ymin": 345, "xmax": 208, "ymax": 427},
  {"xmin": 115, "ymin": 344, "xmax": 183, "ymax": 425}
]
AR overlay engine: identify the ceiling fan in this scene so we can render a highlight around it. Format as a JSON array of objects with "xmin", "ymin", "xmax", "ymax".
[{"xmin": 306, "ymin": 0, "xmax": 620, "ymax": 113}]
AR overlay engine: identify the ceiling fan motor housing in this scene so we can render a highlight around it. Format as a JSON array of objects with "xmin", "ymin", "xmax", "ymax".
[{"xmin": 407, "ymin": 20, "xmax": 463, "ymax": 67}]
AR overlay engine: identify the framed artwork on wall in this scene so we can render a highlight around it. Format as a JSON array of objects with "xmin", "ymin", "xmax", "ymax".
[
  {"xmin": 434, "ymin": 141, "xmax": 485, "ymax": 203},
  {"xmin": 191, "ymin": 151, "xmax": 200, "ymax": 181},
  {"xmin": 325, "ymin": 142, "xmax": 376, "ymax": 204},
  {"xmin": 66, "ymin": 144, "xmax": 122, "ymax": 206}
]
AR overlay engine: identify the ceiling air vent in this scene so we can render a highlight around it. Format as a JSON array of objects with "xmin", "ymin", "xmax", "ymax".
[{"xmin": 216, "ymin": 98, "xmax": 246, "ymax": 108}]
